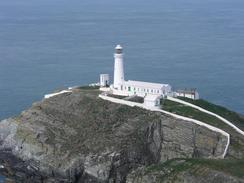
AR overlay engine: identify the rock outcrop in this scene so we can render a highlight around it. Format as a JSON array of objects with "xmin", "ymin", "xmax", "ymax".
[
  {"xmin": 0, "ymin": 88, "xmax": 232, "ymax": 182},
  {"xmin": 126, "ymin": 159, "xmax": 244, "ymax": 183}
]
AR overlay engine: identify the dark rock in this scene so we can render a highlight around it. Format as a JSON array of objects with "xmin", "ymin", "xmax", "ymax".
[{"xmin": 0, "ymin": 88, "xmax": 230, "ymax": 182}]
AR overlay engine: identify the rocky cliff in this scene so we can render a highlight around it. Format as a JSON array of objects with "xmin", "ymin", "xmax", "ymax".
[
  {"xmin": 0, "ymin": 87, "xmax": 242, "ymax": 182},
  {"xmin": 126, "ymin": 158, "xmax": 244, "ymax": 183}
]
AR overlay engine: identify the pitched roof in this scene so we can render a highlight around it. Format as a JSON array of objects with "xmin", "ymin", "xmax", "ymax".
[
  {"xmin": 124, "ymin": 80, "xmax": 170, "ymax": 89},
  {"xmin": 176, "ymin": 89, "xmax": 198, "ymax": 95}
]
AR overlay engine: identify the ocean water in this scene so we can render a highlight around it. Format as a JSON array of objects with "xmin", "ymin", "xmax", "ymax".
[
  {"xmin": 0, "ymin": 0, "xmax": 244, "ymax": 119},
  {"xmin": 0, "ymin": 0, "xmax": 244, "ymax": 181}
]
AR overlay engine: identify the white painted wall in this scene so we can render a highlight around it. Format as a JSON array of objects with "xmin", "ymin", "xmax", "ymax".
[
  {"xmin": 144, "ymin": 97, "xmax": 160, "ymax": 108},
  {"xmin": 113, "ymin": 45, "xmax": 124, "ymax": 89},
  {"xmin": 113, "ymin": 83, "xmax": 172, "ymax": 97},
  {"xmin": 44, "ymin": 90, "xmax": 72, "ymax": 99},
  {"xmin": 100, "ymin": 74, "xmax": 109, "ymax": 87},
  {"xmin": 176, "ymin": 92, "xmax": 199, "ymax": 100}
]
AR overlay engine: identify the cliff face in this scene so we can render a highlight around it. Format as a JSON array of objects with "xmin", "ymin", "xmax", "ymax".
[
  {"xmin": 126, "ymin": 159, "xmax": 244, "ymax": 183},
  {"xmin": 0, "ymin": 88, "xmax": 232, "ymax": 182}
]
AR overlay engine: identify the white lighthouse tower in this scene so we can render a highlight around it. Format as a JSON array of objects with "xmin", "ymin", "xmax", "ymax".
[{"xmin": 113, "ymin": 45, "xmax": 125, "ymax": 89}]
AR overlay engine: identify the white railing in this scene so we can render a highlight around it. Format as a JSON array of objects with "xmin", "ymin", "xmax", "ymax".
[{"xmin": 44, "ymin": 90, "xmax": 72, "ymax": 99}]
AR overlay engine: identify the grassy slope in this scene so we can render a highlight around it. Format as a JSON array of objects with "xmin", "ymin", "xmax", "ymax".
[
  {"xmin": 161, "ymin": 99, "xmax": 244, "ymax": 158},
  {"xmin": 145, "ymin": 158, "xmax": 244, "ymax": 181},
  {"xmin": 177, "ymin": 97, "xmax": 244, "ymax": 130}
]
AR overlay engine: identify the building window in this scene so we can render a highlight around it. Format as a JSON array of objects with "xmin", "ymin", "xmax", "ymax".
[{"xmin": 128, "ymin": 86, "xmax": 131, "ymax": 91}]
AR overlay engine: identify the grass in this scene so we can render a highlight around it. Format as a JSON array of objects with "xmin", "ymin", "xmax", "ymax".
[
  {"xmin": 177, "ymin": 97, "xmax": 244, "ymax": 130},
  {"xmin": 107, "ymin": 94, "xmax": 127, "ymax": 99},
  {"xmin": 126, "ymin": 96, "xmax": 144, "ymax": 103},
  {"xmin": 107, "ymin": 94, "xmax": 144, "ymax": 103},
  {"xmin": 76, "ymin": 85, "xmax": 100, "ymax": 90},
  {"xmin": 145, "ymin": 158, "xmax": 244, "ymax": 181},
  {"xmin": 161, "ymin": 99, "xmax": 231, "ymax": 130},
  {"xmin": 161, "ymin": 99, "xmax": 244, "ymax": 158}
]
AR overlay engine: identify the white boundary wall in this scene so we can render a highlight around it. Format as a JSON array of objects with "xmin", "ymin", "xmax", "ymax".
[
  {"xmin": 44, "ymin": 90, "xmax": 72, "ymax": 99},
  {"xmin": 167, "ymin": 97, "xmax": 244, "ymax": 136},
  {"xmin": 99, "ymin": 94, "xmax": 230, "ymax": 158}
]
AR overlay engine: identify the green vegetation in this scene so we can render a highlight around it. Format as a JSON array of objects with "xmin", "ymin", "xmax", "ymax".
[
  {"xmin": 107, "ymin": 94, "xmax": 127, "ymax": 99},
  {"xmin": 145, "ymin": 158, "xmax": 244, "ymax": 181},
  {"xmin": 126, "ymin": 96, "xmax": 144, "ymax": 103},
  {"xmin": 161, "ymin": 99, "xmax": 231, "ymax": 130},
  {"xmin": 161, "ymin": 99, "xmax": 244, "ymax": 158},
  {"xmin": 77, "ymin": 85, "xmax": 100, "ymax": 90},
  {"xmin": 77, "ymin": 86, "xmax": 101, "ymax": 96},
  {"xmin": 178, "ymin": 97, "xmax": 244, "ymax": 130}
]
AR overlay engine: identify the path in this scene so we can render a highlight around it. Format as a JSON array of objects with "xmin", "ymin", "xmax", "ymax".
[
  {"xmin": 167, "ymin": 97, "xmax": 244, "ymax": 136},
  {"xmin": 44, "ymin": 90, "xmax": 72, "ymax": 99}
]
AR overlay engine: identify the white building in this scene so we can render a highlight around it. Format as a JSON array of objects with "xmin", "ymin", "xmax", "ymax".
[
  {"xmin": 144, "ymin": 94, "xmax": 161, "ymax": 108},
  {"xmin": 99, "ymin": 44, "xmax": 200, "ymax": 107},
  {"xmin": 111, "ymin": 45, "xmax": 172, "ymax": 98},
  {"xmin": 175, "ymin": 89, "xmax": 199, "ymax": 100},
  {"xmin": 100, "ymin": 74, "xmax": 109, "ymax": 87},
  {"xmin": 114, "ymin": 80, "xmax": 171, "ymax": 97}
]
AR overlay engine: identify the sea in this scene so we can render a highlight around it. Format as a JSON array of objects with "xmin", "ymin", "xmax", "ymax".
[{"xmin": 0, "ymin": 0, "xmax": 244, "ymax": 180}]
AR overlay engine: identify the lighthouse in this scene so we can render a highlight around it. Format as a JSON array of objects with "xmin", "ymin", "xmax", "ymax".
[
  {"xmin": 99, "ymin": 44, "xmax": 173, "ymax": 102},
  {"xmin": 113, "ymin": 45, "xmax": 125, "ymax": 89}
]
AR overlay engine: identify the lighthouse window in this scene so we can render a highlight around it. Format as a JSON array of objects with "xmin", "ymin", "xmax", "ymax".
[{"xmin": 116, "ymin": 49, "xmax": 122, "ymax": 54}]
